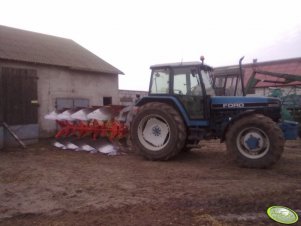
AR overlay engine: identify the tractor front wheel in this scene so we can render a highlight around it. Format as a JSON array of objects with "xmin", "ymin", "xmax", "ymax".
[
  {"xmin": 130, "ymin": 102, "xmax": 186, "ymax": 160},
  {"xmin": 225, "ymin": 114, "xmax": 284, "ymax": 168}
]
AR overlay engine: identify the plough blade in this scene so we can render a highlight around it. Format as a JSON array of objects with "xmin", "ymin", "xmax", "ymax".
[
  {"xmin": 71, "ymin": 108, "xmax": 95, "ymax": 121},
  {"xmin": 52, "ymin": 137, "xmax": 118, "ymax": 155},
  {"xmin": 52, "ymin": 137, "xmax": 75, "ymax": 150},
  {"xmin": 53, "ymin": 141, "xmax": 66, "ymax": 149},
  {"xmin": 44, "ymin": 110, "xmax": 61, "ymax": 120},
  {"xmin": 87, "ymin": 107, "xmax": 113, "ymax": 121},
  {"xmin": 57, "ymin": 109, "xmax": 79, "ymax": 121},
  {"xmin": 45, "ymin": 105, "xmax": 133, "ymax": 155}
]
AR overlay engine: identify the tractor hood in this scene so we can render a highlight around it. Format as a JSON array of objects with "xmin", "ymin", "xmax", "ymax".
[{"xmin": 211, "ymin": 96, "xmax": 281, "ymax": 109}]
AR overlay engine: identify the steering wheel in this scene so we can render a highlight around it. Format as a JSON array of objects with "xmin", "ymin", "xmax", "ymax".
[
  {"xmin": 191, "ymin": 85, "xmax": 203, "ymax": 95},
  {"xmin": 173, "ymin": 89, "xmax": 183, "ymax": 95}
]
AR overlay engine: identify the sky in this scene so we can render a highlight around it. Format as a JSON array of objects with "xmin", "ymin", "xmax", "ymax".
[{"xmin": 1, "ymin": 0, "xmax": 301, "ymax": 91}]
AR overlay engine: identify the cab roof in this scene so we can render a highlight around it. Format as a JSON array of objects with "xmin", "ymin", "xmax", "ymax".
[{"xmin": 150, "ymin": 61, "xmax": 213, "ymax": 71}]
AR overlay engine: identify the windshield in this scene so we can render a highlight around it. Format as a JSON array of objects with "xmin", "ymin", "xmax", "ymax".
[
  {"xmin": 149, "ymin": 66, "xmax": 216, "ymax": 96},
  {"xmin": 201, "ymin": 70, "xmax": 215, "ymax": 96},
  {"xmin": 150, "ymin": 68, "xmax": 170, "ymax": 94}
]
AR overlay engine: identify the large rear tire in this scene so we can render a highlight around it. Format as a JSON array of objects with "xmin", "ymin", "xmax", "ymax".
[
  {"xmin": 130, "ymin": 102, "xmax": 186, "ymax": 160},
  {"xmin": 225, "ymin": 114, "xmax": 284, "ymax": 168}
]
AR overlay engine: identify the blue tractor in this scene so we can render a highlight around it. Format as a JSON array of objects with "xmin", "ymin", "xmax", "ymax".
[{"xmin": 130, "ymin": 58, "xmax": 294, "ymax": 168}]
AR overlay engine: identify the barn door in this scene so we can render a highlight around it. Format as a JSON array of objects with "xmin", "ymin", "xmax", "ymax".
[
  {"xmin": 0, "ymin": 71, "xmax": 3, "ymax": 149},
  {"xmin": 1, "ymin": 67, "xmax": 38, "ymax": 125},
  {"xmin": 0, "ymin": 71, "xmax": 3, "ymax": 124}
]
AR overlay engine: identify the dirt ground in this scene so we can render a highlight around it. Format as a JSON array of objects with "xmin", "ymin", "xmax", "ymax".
[{"xmin": 0, "ymin": 139, "xmax": 300, "ymax": 226}]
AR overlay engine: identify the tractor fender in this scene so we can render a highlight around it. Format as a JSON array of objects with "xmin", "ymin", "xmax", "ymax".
[
  {"xmin": 135, "ymin": 96, "xmax": 189, "ymax": 126},
  {"xmin": 221, "ymin": 110, "xmax": 256, "ymax": 142}
]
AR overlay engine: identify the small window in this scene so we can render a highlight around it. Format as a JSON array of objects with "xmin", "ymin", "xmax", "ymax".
[
  {"xmin": 150, "ymin": 69, "xmax": 170, "ymax": 94},
  {"xmin": 215, "ymin": 77, "xmax": 226, "ymax": 88},
  {"xmin": 56, "ymin": 98, "xmax": 89, "ymax": 110},
  {"xmin": 103, "ymin": 97, "xmax": 112, "ymax": 106},
  {"xmin": 74, "ymin": 98, "xmax": 89, "ymax": 108},
  {"xmin": 225, "ymin": 76, "xmax": 237, "ymax": 96}
]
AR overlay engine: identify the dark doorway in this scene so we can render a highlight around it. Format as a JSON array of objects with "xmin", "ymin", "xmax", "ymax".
[
  {"xmin": 0, "ymin": 67, "xmax": 39, "ymax": 147},
  {"xmin": 0, "ymin": 70, "xmax": 3, "ymax": 125},
  {"xmin": 103, "ymin": 97, "xmax": 112, "ymax": 106},
  {"xmin": 1, "ymin": 67, "xmax": 38, "ymax": 125}
]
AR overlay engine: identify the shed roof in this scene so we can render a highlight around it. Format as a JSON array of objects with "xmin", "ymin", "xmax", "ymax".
[
  {"xmin": 0, "ymin": 25, "xmax": 123, "ymax": 75},
  {"xmin": 243, "ymin": 57, "xmax": 301, "ymax": 87},
  {"xmin": 215, "ymin": 57, "xmax": 301, "ymax": 88}
]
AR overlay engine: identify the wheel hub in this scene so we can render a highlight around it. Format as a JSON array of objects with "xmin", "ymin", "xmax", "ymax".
[
  {"xmin": 142, "ymin": 118, "xmax": 169, "ymax": 148},
  {"xmin": 152, "ymin": 125, "xmax": 161, "ymax": 136},
  {"xmin": 243, "ymin": 132, "xmax": 264, "ymax": 152},
  {"xmin": 236, "ymin": 127, "xmax": 270, "ymax": 160}
]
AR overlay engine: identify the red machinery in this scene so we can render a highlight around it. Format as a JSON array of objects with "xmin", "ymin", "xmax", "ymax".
[{"xmin": 45, "ymin": 105, "xmax": 134, "ymax": 153}]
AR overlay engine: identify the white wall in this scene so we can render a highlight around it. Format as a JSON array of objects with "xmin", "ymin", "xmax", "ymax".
[
  {"xmin": 119, "ymin": 89, "xmax": 148, "ymax": 106},
  {"xmin": 1, "ymin": 61, "xmax": 119, "ymax": 137},
  {"xmin": 255, "ymin": 86, "xmax": 301, "ymax": 96}
]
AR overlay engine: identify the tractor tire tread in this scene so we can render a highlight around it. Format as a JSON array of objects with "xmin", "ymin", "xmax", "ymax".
[
  {"xmin": 131, "ymin": 102, "xmax": 186, "ymax": 160},
  {"xmin": 225, "ymin": 113, "xmax": 284, "ymax": 168}
]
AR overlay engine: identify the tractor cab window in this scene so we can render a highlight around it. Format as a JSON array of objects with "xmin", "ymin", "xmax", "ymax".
[
  {"xmin": 201, "ymin": 70, "xmax": 215, "ymax": 96},
  {"xmin": 173, "ymin": 67, "xmax": 200, "ymax": 95},
  {"xmin": 150, "ymin": 68, "xmax": 170, "ymax": 94},
  {"xmin": 173, "ymin": 67, "xmax": 206, "ymax": 119}
]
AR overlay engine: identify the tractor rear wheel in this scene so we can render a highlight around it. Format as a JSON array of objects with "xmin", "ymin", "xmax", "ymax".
[
  {"xmin": 225, "ymin": 114, "xmax": 284, "ymax": 168},
  {"xmin": 130, "ymin": 102, "xmax": 186, "ymax": 160}
]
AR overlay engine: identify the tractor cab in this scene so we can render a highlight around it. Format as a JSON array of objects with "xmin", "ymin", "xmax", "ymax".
[
  {"xmin": 131, "ymin": 58, "xmax": 291, "ymax": 168},
  {"xmin": 149, "ymin": 62, "xmax": 214, "ymax": 119}
]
